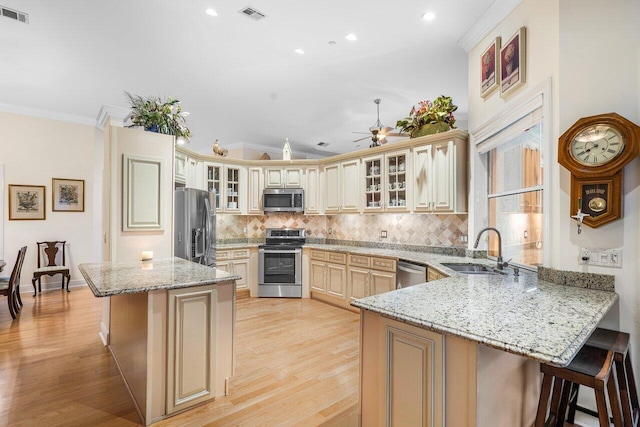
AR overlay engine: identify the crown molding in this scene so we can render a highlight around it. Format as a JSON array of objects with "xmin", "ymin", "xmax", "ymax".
[
  {"xmin": 96, "ymin": 105, "xmax": 130, "ymax": 130},
  {"xmin": 222, "ymin": 141, "xmax": 338, "ymax": 159},
  {"xmin": 0, "ymin": 103, "xmax": 95, "ymax": 126},
  {"xmin": 457, "ymin": 0, "xmax": 522, "ymax": 52}
]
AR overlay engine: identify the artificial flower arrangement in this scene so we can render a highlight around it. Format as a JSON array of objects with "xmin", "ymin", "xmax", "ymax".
[
  {"xmin": 396, "ymin": 95, "xmax": 457, "ymax": 138},
  {"xmin": 125, "ymin": 91, "xmax": 192, "ymax": 141}
]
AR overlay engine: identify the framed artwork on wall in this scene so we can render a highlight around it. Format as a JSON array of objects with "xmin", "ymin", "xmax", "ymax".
[
  {"xmin": 500, "ymin": 27, "xmax": 526, "ymax": 98},
  {"xmin": 8, "ymin": 184, "xmax": 46, "ymax": 220},
  {"xmin": 481, "ymin": 37, "xmax": 501, "ymax": 98},
  {"xmin": 52, "ymin": 178, "xmax": 85, "ymax": 212}
]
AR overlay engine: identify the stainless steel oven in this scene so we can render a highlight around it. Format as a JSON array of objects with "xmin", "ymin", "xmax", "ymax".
[{"xmin": 258, "ymin": 228, "xmax": 305, "ymax": 298}]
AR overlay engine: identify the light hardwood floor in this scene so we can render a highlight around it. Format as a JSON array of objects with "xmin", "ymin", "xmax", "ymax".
[{"xmin": 0, "ymin": 287, "xmax": 360, "ymax": 426}]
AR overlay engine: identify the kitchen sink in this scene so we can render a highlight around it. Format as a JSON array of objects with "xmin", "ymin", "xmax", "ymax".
[{"xmin": 440, "ymin": 263, "xmax": 504, "ymax": 275}]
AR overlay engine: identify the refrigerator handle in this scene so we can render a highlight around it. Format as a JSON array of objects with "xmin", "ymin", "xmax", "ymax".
[{"xmin": 204, "ymin": 197, "xmax": 213, "ymax": 262}]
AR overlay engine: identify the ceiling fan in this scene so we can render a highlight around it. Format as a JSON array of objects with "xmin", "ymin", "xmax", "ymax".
[{"xmin": 353, "ymin": 98, "xmax": 405, "ymax": 146}]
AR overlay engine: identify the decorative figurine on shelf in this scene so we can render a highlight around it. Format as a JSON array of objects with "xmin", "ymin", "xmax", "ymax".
[
  {"xmin": 283, "ymin": 138, "xmax": 292, "ymax": 160},
  {"xmin": 212, "ymin": 139, "xmax": 228, "ymax": 157}
]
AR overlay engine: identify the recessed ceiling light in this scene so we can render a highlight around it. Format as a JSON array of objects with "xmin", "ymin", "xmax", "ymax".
[
  {"xmin": 328, "ymin": 40, "xmax": 337, "ymax": 45},
  {"xmin": 421, "ymin": 11, "xmax": 436, "ymax": 21},
  {"xmin": 345, "ymin": 33, "xmax": 357, "ymax": 41},
  {"xmin": 294, "ymin": 48, "xmax": 305, "ymax": 54},
  {"xmin": 206, "ymin": 8, "xmax": 218, "ymax": 16}
]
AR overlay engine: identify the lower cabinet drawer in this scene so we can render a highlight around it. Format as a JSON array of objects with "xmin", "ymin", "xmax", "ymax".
[
  {"xmin": 216, "ymin": 250, "xmax": 230, "ymax": 260},
  {"xmin": 371, "ymin": 257, "xmax": 396, "ymax": 272},
  {"xmin": 327, "ymin": 252, "xmax": 347, "ymax": 264},
  {"xmin": 348, "ymin": 254, "xmax": 370, "ymax": 268},
  {"xmin": 231, "ymin": 249, "xmax": 250, "ymax": 259},
  {"xmin": 310, "ymin": 250, "xmax": 328, "ymax": 261}
]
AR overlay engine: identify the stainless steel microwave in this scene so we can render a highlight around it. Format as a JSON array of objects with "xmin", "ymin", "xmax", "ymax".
[{"xmin": 263, "ymin": 188, "xmax": 304, "ymax": 213}]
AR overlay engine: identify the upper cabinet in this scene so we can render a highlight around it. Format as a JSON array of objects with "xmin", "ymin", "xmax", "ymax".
[
  {"xmin": 178, "ymin": 131, "xmax": 468, "ymax": 216},
  {"xmin": 324, "ymin": 160, "xmax": 360, "ymax": 213},
  {"xmin": 305, "ymin": 166, "xmax": 321, "ymax": 215},
  {"xmin": 413, "ymin": 138, "xmax": 467, "ymax": 213},
  {"xmin": 264, "ymin": 167, "xmax": 303, "ymax": 188},
  {"xmin": 204, "ymin": 162, "xmax": 247, "ymax": 214},
  {"xmin": 362, "ymin": 149, "xmax": 410, "ymax": 212},
  {"xmin": 175, "ymin": 152, "xmax": 199, "ymax": 188}
]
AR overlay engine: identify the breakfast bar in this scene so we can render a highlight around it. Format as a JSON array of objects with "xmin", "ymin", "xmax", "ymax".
[
  {"xmin": 79, "ymin": 257, "xmax": 240, "ymax": 425},
  {"xmin": 352, "ymin": 270, "xmax": 618, "ymax": 426}
]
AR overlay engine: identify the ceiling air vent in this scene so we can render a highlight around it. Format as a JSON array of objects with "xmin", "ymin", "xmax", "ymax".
[
  {"xmin": 317, "ymin": 142, "xmax": 329, "ymax": 147},
  {"xmin": 239, "ymin": 6, "xmax": 266, "ymax": 21},
  {"xmin": 1, "ymin": 5, "xmax": 28, "ymax": 24}
]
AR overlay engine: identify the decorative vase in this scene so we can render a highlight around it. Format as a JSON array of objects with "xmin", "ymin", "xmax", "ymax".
[
  {"xmin": 411, "ymin": 122, "xmax": 451, "ymax": 138},
  {"xmin": 145, "ymin": 123, "xmax": 159, "ymax": 133}
]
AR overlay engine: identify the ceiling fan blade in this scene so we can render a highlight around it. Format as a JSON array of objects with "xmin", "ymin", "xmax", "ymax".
[
  {"xmin": 384, "ymin": 132, "xmax": 408, "ymax": 137},
  {"xmin": 352, "ymin": 131, "xmax": 372, "ymax": 135},
  {"xmin": 353, "ymin": 136, "xmax": 371, "ymax": 142},
  {"xmin": 381, "ymin": 126, "xmax": 394, "ymax": 134}
]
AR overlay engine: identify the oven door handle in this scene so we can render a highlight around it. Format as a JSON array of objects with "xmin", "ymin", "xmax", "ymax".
[{"xmin": 259, "ymin": 248, "xmax": 301, "ymax": 254}]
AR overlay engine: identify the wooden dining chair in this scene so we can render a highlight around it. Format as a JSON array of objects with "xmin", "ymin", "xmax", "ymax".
[
  {"xmin": 32, "ymin": 241, "xmax": 71, "ymax": 296},
  {"xmin": 0, "ymin": 246, "xmax": 27, "ymax": 319}
]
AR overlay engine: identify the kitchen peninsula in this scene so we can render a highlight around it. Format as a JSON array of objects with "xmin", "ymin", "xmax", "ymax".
[
  {"xmin": 79, "ymin": 257, "xmax": 240, "ymax": 425},
  {"xmin": 352, "ymin": 271, "xmax": 618, "ymax": 426}
]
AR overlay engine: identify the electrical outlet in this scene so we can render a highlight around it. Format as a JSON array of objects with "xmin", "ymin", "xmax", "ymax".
[
  {"xmin": 524, "ymin": 230, "xmax": 528, "ymax": 239},
  {"xmin": 381, "ymin": 230, "xmax": 387, "ymax": 238},
  {"xmin": 580, "ymin": 248, "xmax": 590, "ymax": 264},
  {"xmin": 327, "ymin": 227, "xmax": 332, "ymax": 235},
  {"xmin": 242, "ymin": 227, "xmax": 247, "ymax": 234},
  {"xmin": 579, "ymin": 247, "xmax": 622, "ymax": 268},
  {"xmin": 459, "ymin": 235, "xmax": 468, "ymax": 243}
]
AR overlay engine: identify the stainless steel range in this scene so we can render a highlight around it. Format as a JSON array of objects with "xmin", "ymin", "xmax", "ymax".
[{"xmin": 258, "ymin": 228, "xmax": 306, "ymax": 298}]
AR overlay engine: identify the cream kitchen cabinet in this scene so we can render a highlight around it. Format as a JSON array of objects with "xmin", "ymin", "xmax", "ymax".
[
  {"xmin": 175, "ymin": 152, "xmax": 199, "ymax": 188},
  {"xmin": 362, "ymin": 150, "xmax": 410, "ymax": 212},
  {"xmin": 205, "ymin": 163, "xmax": 247, "ymax": 213},
  {"xmin": 427, "ymin": 266, "xmax": 447, "ymax": 281},
  {"xmin": 264, "ymin": 167, "xmax": 304, "ymax": 188},
  {"xmin": 304, "ymin": 166, "xmax": 321, "ymax": 214},
  {"xmin": 360, "ymin": 312, "xmax": 445, "ymax": 426},
  {"xmin": 323, "ymin": 160, "xmax": 360, "ymax": 213},
  {"xmin": 247, "ymin": 167, "xmax": 263, "ymax": 214},
  {"xmin": 309, "ymin": 250, "xmax": 348, "ymax": 308},
  {"xmin": 347, "ymin": 254, "xmax": 396, "ymax": 307},
  {"xmin": 216, "ymin": 248, "xmax": 251, "ymax": 297},
  {"xmin": 413, "ymin": 138, "xmax": 467, "ymax": 213}
]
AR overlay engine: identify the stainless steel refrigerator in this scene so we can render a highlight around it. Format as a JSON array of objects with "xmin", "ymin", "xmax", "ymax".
[{"xmin": 174, "ymin": 188, "xmax": 216, "ymax": 266}]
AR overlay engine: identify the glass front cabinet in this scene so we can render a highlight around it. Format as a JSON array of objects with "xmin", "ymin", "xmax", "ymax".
[
  {"xmin": 363, "ymin": 150, "xmax": 410, "ymax": 212},
  {"xmin": 205, "ymin": 163, "xmax": 244, "ymax": 213},
  {"xmin": 205, "ymin": 163, "xmax": 222, "ymax": 212}
]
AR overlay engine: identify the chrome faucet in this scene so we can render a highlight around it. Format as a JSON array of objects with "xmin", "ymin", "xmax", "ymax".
[{"xmin": 474, "ymin": 227, "xmax": 507, "ymax": 270}]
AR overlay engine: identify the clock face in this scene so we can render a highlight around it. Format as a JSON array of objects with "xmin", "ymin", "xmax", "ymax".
[{"xmin": 570, "ymin": 124, "xmax": 625, "ymax": 166}]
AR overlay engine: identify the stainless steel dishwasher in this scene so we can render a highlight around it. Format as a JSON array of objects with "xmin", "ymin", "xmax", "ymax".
[{"xmin": 396, "ymin": 261, "xmax": 428, "ymax": 289}]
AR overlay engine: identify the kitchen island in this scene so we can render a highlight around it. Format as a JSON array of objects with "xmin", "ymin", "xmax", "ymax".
[
  {"xmin": 79, "ymin": 257, "xmax": 240, "ymax": 426},
  {"xmin": 352, "ymin": 270, "xmax": 618, "ymax": 426}
]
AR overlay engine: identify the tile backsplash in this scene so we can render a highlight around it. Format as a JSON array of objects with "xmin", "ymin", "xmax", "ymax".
[{"xmin": 217, "ymin": 213, "xmax": 467, "ymax": 247}]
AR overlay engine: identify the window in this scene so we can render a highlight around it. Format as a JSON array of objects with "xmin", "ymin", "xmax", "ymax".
[{"xmin": 487, "ymin": 122, "xmax": 543, "ymax": 268}]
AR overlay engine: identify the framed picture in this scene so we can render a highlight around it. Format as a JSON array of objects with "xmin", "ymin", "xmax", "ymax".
[
  {"xmin": 8, "ymin": 184, "xmax": 46, "ymax": 220},
  {"xmin": 52, "ymin": 178, "xmax": 85, "ymax": 212},
  {"xmin": 481, "ymin": 37, "xmax": 501, "ymax": 98},
  {"xmin": 500, "ymin": 27, "xmax": 526, "ymax": 98}
]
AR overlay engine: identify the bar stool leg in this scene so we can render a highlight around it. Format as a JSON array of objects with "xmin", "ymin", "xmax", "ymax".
[
  {"xmin": 594, "ymin": 387, "xmax": 611, "ymax": 427},
  {"xmin": 608, "ymin": 372, "xmax": 625, "ymax": 426},
  {"xmin": 556, "ymin": 380, "xmax": 573, "ymax": 427},
  {"xmin": 567, "ymin": 383, "xmax": 580, "ymax": 424},
  {"xmin": 536, "ymin": 373, "xmax": 554, "ymax": 427}
]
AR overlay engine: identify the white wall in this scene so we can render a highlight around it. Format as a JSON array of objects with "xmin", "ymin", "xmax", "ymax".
[
  {"xmin": 0, "ymin": 112, "xmax": 98, "ymax": 291},
  {"xmin": 557, "ymin": 0, "xmax": 640, "ymax": 365},
  {"xmin": 468, "ymin": 0, "xmax": 640, "ymax": 382}
]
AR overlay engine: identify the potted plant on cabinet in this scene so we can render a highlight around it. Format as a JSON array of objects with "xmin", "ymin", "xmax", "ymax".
[
  {"xmin": 124, "ymin": 91, "xmax": 192, "ymax": 143},
  {"xmin": 396, "ymin": 95, "xmax": 457, "ymax": 138}
]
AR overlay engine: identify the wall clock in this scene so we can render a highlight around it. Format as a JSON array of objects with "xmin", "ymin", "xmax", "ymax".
[{"xmin": 558, "ymin": 113, "xmax": 640, "ymax": 228}]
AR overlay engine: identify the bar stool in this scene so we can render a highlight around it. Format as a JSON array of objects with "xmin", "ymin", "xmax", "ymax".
[
  {"xmin": 567, "ymin": 328, "xmax": 639, "ymax": 427},
  {"xmin": 535, "ymin": 344, "xmax": 623, "ymax": 427}
]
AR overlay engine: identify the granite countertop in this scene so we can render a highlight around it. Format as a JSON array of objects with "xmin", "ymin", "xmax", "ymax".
[
  {"xmin": 79, "ymin": 257, "xmax": 241, "ymax": 297},
  {"xmin": 351, "ymin": 271, "xmax": 617, "ymax": 367},
  {"xmin": 304, "ymin": 243, "xmax": 617, "ymax": 366}
]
